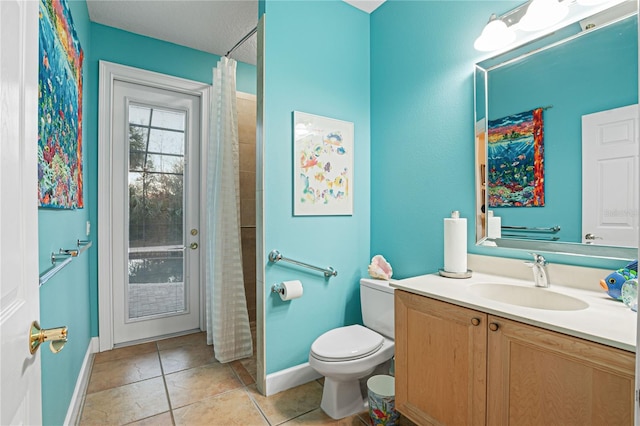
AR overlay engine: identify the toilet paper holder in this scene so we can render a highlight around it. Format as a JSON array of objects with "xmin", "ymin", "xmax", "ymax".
[{"xmin": 271, "ymin": 280, "xmax": 304, "ymax": 301}]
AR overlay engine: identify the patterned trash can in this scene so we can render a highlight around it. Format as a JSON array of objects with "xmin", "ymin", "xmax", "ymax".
[{"xmin": 367, "ymin": 375, "xmax": 399, "ymax": 426}]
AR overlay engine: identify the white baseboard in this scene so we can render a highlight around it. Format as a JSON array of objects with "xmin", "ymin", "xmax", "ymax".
[
  {"xmin": 265, "ymin": 362, "xmax": 322, "ymax": 396},
  {"xmin": 64, "ymin": 337, "xmax": 98, "ymax": 425}
]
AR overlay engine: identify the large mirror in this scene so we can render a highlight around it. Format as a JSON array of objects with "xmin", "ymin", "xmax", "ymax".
[{"xmin": 475, "ymin": 0, "xmax": 638, "ymax": 260}]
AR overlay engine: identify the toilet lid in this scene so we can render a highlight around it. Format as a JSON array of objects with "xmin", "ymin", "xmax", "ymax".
[{"xmin": 311, "ymin": 325, "xmax": 384, "ymax": 362}]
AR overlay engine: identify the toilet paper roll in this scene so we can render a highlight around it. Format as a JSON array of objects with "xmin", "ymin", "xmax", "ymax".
[
  {"xmin": 444, "ymin": 213, "xmax": 467, "ymax": 274},
  {"xmin": 279, "ymin": 280, "xmax": 304, "ymax": 301}
]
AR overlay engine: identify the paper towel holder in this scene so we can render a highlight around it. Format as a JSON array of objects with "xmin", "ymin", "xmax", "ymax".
[
  {"xmin": 271, "ymin": 283, "xmax": 285, "ymax": 294},
  {"xmin": 438, "ymin": 268, "xmax": 473, "ymax": 279}
]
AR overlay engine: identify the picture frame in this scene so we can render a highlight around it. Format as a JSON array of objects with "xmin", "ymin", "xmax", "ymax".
[
  {"xmin": 487, "ymin": 107, "xmax": 545, "ymax": 207},
  {"xmin": 293, "ymin": 111, "xmax": 354, "ymax": 216},
  {"xmin": 38, "ymin": 0, "xmax": 84, "ymax": 209}
]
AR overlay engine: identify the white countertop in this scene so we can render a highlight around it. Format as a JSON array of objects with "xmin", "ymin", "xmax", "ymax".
[{"xmin": 390, "ymin": 272, "xmax": 637, "ymax": 353}]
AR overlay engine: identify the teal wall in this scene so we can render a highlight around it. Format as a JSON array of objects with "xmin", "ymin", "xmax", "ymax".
[
  {"xmin": 488, "ymin": 16, "xmax": 638, "ymax": 243},
  {"xmin": 370, "ymin": 0, "xmax": 496, "ymax": 278},
  {"xmin": 262, "ymin": 0, "xmax": 371, "ymax": 374},
  {"xmin": 89, "ymin": 24, "xmax": 257, "ymax": 95},
  {"xmin": 38, "ymin": 1, "xmax": 92, "ymax": 424},
  {"xmin": 369, "ymin": 0, "xmax": 635, "ymax": 276}
]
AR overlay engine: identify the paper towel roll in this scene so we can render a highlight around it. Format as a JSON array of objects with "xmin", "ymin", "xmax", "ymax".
[
  {"xmin": 279, "ymin": 280, "xmax": 304, "ymax": 301},
  {"xmin": 444, "ymin": 211, "xmax": 467, "ymax": 274},
  {"xmin": 487, "ymin": 211, "xmax": 501, "ymax": 239}
]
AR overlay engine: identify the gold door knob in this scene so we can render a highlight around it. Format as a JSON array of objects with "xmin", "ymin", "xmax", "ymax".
[
  {"xmin": 29, "ymin": 321, "xmax": 68, "ymax": 355},
  {"xmin": 190, "ymin": 242, "xmax": 198, "ymax": 250}
]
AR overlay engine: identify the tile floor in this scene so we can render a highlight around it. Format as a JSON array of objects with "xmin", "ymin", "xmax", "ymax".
[{"xmin": 79, "ymin": 330, "xmax": 412, "ymax": 426}]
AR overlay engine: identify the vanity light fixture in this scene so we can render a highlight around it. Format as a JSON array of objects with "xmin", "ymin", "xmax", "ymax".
[
  {"xmin": 473, "ymin": 14, "xmax": 516, "ymax": 52},
  {"xmin": 474, "ymin": 0, "xmax": 572, "ymax": 52},
  {"xmin": 518, "ymin": 0, "xmax": 569, "ymax": 31},
  {"xmin": 576, "ymin": 0, "xmax": 612, "ymax": 5}
]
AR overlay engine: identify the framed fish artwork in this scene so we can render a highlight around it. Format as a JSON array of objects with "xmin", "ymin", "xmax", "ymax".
[
  {"xmin": 487, "ymin": 108, "xmax": 545, "ymax": 207},
  {"xmin": 293, "ymin": 111, "xmax": 354, "ymax": 216},
  {"xmin": 38, "ymin": 0, "xmax": 84, "ymax": 209}
]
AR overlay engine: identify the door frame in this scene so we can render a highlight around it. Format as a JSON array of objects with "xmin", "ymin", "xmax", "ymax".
[{"xmin": 98, "ymin": 61, "xmax": 210, "ymax": 351}]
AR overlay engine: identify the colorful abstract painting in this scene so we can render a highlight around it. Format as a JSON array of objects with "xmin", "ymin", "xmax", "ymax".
[
  {"xmin": 38, "ymin": 0, "xmax": 84, "ymax": 209},
  {"xmin": 293, "ymin": 112, "xmax": 354, "ymax": 216},
  {"xmin": 487, "ymin": 108, "xmax": 544, "ymax": 207}
]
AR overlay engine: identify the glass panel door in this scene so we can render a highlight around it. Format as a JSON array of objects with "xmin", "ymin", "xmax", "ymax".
[
  {"xmin": 127, "ymin": 104, "xmax": 186, "ymax": 320},
  {"xmin": 111, "ymin": 79, "xmax": 200, "ymax": 345}
]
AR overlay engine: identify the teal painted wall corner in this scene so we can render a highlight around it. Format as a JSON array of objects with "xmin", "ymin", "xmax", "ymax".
[
  {"xmin": 370, "ymin": 0, "xmax": 498, "ymax": 279},
  {"xmin": 262, "ymin": 0, "xmax": 371, "ymax": 374}
]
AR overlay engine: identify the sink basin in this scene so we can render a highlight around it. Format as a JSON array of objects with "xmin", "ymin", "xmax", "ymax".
[{"xmin": 470, "ymin": 283, "xmax": 589, "ymax": 311}]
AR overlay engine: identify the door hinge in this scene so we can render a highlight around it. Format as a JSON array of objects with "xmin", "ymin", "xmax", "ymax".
[{"xmin": 636, "ymin": 389, "xmax": 640, "ymax": 407}]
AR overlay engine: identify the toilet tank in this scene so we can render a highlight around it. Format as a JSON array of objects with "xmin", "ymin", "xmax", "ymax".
[{"xmin": 360, "ymin": 278, "xmax": 395, "ymax": 339}]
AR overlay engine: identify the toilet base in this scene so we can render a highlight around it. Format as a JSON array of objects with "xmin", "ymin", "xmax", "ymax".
[{"xmin": 320, "ymin": 376, "xmax": 367, "ymax": 419}]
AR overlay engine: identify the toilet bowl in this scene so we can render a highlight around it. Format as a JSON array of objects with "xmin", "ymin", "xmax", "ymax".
[
  {"xmin": 309, "ymin": 325, "xmax": 395, "ymax": 419},
  {"xmin": 308, "ymin": 278, "xmax": 395, "ymax": 419}
]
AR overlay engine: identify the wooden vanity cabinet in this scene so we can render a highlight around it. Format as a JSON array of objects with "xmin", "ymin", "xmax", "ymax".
[
  {"xmin": 487, "ymin": 315, "xmax": 634, "ymax": 425},
  {"xmin": 395, "ymin": 290, "xmax": 635, "ymax": 426},
  {"xmin": 395, "ymin": 290, "xmax": 488, "ymax": 425}
]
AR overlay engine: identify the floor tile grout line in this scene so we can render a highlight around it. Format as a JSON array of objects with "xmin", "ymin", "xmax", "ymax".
[
  {"xmin": 274, "ymin": 406, "xmax": 319, "ymax": 426},
  {"xmin": 155, "ymin": 341, "xmax": 177, "ymax": 426},
  {"xmin": 243, "ymin": 386, "xmax": 275, "ymax": 426}
]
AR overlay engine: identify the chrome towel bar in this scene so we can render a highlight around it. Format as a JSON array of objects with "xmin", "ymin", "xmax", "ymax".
[
  {"xmin": 39, "ymin": 240, "xmax": 93, "ymax": 286},
  {"xmin": 501, "ymin": 225, "xmax": 560, "ymax": 233},
  {"xmin": 268, "ymin": 249, "xmax": 337, "ymax": 278}
]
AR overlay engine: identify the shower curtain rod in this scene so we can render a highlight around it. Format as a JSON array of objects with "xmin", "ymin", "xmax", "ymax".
[{"xmin": 225, "ymin": 26, "xmax": 258, "ymax": 58}]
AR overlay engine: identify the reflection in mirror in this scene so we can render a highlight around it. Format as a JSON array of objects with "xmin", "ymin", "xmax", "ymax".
[{"xmin": 474, "ymin": 2, "xmax": 638, "ymax": 261}]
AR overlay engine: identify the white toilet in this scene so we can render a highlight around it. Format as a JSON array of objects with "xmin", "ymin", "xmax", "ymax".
[{"xmin": 308, "ymin": 278, "xmax": 395, "ymax": 419}]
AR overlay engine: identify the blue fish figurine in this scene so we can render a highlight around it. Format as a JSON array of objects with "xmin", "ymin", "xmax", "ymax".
[{"xmin": 599, "ymin": 260, "xmax": 638, "ymax": 301}]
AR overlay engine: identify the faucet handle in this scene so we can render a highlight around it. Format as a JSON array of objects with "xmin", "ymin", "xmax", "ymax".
[{"xmin": 530, "ymin": 252, "xmax": 548, "ymax": 265}]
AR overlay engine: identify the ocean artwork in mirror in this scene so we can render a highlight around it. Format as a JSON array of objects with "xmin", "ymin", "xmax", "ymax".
[
  {"xmin": 488, "ymin": 108, "xmax": 545, "ymax": 207},
  {"xmin": 474, "ymin": 1, "xmax": 638, "ymax": 261}
]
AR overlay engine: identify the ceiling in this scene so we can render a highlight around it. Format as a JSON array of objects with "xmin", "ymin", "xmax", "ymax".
[{"xmin": 86, "ymin": 0, "xmax": 386, "ymax": 66}]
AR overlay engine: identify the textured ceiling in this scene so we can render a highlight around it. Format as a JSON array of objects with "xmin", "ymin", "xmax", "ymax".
[
  {"xmin": 85, "ymin": 0, "xmax": 386, "ymax": 66},
  {"xmin": 86, "ymin": 0, "xmax": 260, "ymax": 65}
]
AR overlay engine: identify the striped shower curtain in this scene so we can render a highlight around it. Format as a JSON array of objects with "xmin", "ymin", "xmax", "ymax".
[{"xmin": 205, "ymin": 56, "xmax": 253, "ymax": 362}]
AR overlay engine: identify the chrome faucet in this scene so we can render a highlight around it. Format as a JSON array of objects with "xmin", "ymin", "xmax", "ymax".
[{"xmin": 525, "ymin": 253, "xmax": 550, "ymax": 288}]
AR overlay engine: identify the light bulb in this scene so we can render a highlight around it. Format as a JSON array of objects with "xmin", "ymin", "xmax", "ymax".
[
  {"xmin": 474, "ymin": 17, "xmax": 516, "ymax": 51},
  {"xmin": 519, "ymin": 0, "xmax": 569, "ymax": 32}
]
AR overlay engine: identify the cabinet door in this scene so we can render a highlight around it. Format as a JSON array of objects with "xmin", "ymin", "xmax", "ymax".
[
  {"xmin": 487, "ymin": 315, "xmax": 635, "ymax": 426},
  {"xmin": 395, "ymin": 291, "xmax": 488, "ymax": 425}
]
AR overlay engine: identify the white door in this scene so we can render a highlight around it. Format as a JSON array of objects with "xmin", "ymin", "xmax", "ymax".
[
  {"xmin": 582, "ymin": 104, "xmax": 639, "ymax": 247},
  {"xmin": 0, "ymin": 0, "xmax": 42, "ymax": 424},
  {"xmin": 111, "ymin": 80, "xmax": 201, "ymax": 345}
]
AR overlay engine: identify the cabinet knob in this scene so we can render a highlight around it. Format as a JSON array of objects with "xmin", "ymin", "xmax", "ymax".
[
  {"xmin": 471, "ymin": 317, "xmax": 481, "ymax": 326},
  {"xmin": 489, "ymin": 322, "xmax": 499, "ymax": 332}
]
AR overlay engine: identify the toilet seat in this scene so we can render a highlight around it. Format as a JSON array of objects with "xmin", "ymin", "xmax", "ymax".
[{"xmin": 310, "ymin": 325, "xmax": 384, "ymax": 362}]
